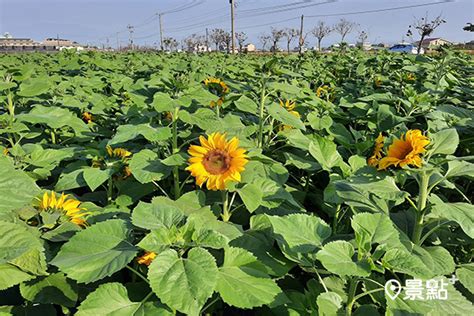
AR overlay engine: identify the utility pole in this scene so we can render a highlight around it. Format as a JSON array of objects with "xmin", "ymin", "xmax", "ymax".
[
  {"xmin": 115, "ymin": 32, "xmax": 120, "ymax": 51},
  {"xmin": 159, "ymin": 13, "xmax": 164, "ymax": 51},
  {"xmin": 298, "ymin": 15, "xmax": 304, "ymax": 54},
  {"xmin": 127, "ymin": 24, "xmax": 134, "ymax": 50},
  {"xmin": 205, "ymin": 28, "xmax": 209, "ymax": 51},
  {"xmin": 56, "ymin": 34, "xmax": 60, "ymax": 49},
  {"xmin": 230, "ymin": 0, "xmax": 235, "ymax": 54}
]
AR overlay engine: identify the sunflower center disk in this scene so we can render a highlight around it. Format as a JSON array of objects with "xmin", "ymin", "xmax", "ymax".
[
  {"xmin": 203, "ymin": 149, "xmax": 231, "ymax": 175},
  {"xmin": 395, "ymin": 142, "xmax": 413, "ymax": 159}
]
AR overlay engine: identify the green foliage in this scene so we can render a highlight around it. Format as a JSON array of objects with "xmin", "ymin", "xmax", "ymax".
[{"xmin": 0, "ymin": 49, "xmax": 472, "ymax": 314}]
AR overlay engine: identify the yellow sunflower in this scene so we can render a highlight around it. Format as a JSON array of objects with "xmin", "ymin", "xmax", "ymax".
[
  {"xmin": 374, "ymin": 77, "xmax": 382, "ymax": 87},
  {"xmin": 82, "ymin": 112, "xmax": 93, "ymax": 123},
  {"xmin": 203, "ymin": 77, "xmax": 229, "ymax": 94},
  {"xmin": 210, "ymin": 97, "xmax": 224, "ymax": 108},
  {"xmin": 367, "ymin": 132, "xmax": 385, "ymax": 167},
  {"xmin": 378, "ymin": 130, "xmax": 430, "ymax": 170},
  {"xmin": 316, "ymin": 85, "xmax": 334, "ymax": 99},
  {"xmin": 37, "ymin": 191, "xmax": 90, "ymax": 226},
  {"xmin": 186, "ymin": 132, "xmax": 248, "ymax": 191},
  {"xmin": 137, "ymin": 251, "xmax": 157, "ymax": 266},
  {"xmin": 2, "ymin": 147, "xmax": 9, "ymax": 156},
  {"xmin": 279, "ymin": 99, "xmax": 300, "ymax": 131},
  {"xmin": 106, "ymin": 145, "xmax": 132, "ymax": 159},
  {"xmin": 406, "ymin": 73, "xmax": 416, "ymax": 81}
]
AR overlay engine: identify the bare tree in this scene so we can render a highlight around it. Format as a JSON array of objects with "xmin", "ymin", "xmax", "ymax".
[
  {"xmin": 311, "ymin": 21, "xmax": 332, "ymax": 51},
  {"xmin": 334, "ymin": 18, "xmax": 357, "ymax": 43},
  {"xmin": 235, "ymin": 31, "xmax": 248, "ymax": 52},
  {"xmin": 282, "ymin": 28, "xmax": 299, "ymax": 53},
  {"xmin": 259, "ymin": 33, "xmax": 271, "ymax": 51},
  {"xmin": 464, "ymin": 23, "xmax": 474, "ymax": 32},
  {"xmin": 163, "ymin": 37, "xmax": 178, "ymax": 51},
  {"xmin": 357, "ymin": 30, "xmax": 368, "ymax": 47},
  {"xmin": 270, "ymin": 28, "xmax": 285, "ymax": 52},
  {"xmin": 407, "ymin": 14, "xmax": 446, "ymax": 54},
  {"xmin": 210, "ymin": 28, "xmax": 225, "ymax": 51},
  {"xmin": 222, "ymin": 31, "xmax": 231, "ymax": 53}
]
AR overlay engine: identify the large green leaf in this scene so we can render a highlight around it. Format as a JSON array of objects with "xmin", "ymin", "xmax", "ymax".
[
  {"xmin": 456, "ymin": 266, "xmax": 474, "ymax": 293},
  {"xmin": 234, "ymin": 95, "xmax": 258, "ymax": 114},
  {"xmin": 76, "ymin": 282, "xmax": 172, "ymax": 316},
  {"xmin": 109, "ymin": 124, "xmax": 171, "ymax": 145},
  {"xmin": 0, "ymin": 157, "xmax": 40, "ymax": 212},
  {"xmin": 351, "ymin": 213, "xmax": 404, "ymax": 253},
  {"xmin": 268, "ymin": 214, "xmax": 331, "ymax": 254},
  {"xmin": 216, "ymin": 247, "xmax": 282, "ymax": 309},
  {"xmin": 308, "ymin": 135, "xmax": 344, "ymax": 171},
  {"xmin": 316, "ymin": 241, "xmax": 371, "ymax": 277},
  {"xmin": 148, "ymin": 247, "xmax": 218, "ymax": 315},
  {"xmin": 17, "ymin": 78, "xmax": 50, "ymax": 97},
  {"xmin": 317, "ymin": 292, "xmax": 344, "ymax": 316},
  {"xmin": 430, "ymin": 195, "xmax": 474, "ymax": 238},
  {"xmin": 51, "ymin": 219, "xmax": 137, "ymax": 283},
  {"xmin": 0, "ymin": 263, "xmax": 34, "ymax": 291},
  {"xmin": 131, "ymin": 201, "xmax": 184, "ymax": 230},
  {"xmin": 17, "ymin": 105, "xmax": 88, "ymax": 134},
  {"xmin": 429, "ymin": 128, "xmax": 459, "ymax": 156},
  {"xmin": 267, "ymin": 102, "xmax": 305, "ymax": 130},
  {"xmin": 83, "ymin": 167, "xmax": 113, "ymax": 191},
  {"xmin": 129, "ymin": 149, "xmax": 171, "ymax": 184},
  {"xmin": 237, "ymin": 183, "xmax": 263, "ymax": 213},
  {"xmin": 20, "ymin": 273, "xmax": 78, "ymax": 307}
]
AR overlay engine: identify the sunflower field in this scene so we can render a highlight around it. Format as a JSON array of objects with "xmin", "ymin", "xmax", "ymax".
[{"xmin": 0, "ymin": 48, "xmax": 473, "ymax": 315}]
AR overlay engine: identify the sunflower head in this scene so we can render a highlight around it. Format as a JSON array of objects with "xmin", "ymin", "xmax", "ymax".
[
  {"xmin": 367, "ymin": 132, "xmax": 386, "ymax": 167},
  {"xmin": 406, "ymin": 73, "xmax": 416, "ymax": 81},
  {"xmin": 2, "ymin": 147, "xmax": 9, "ymax": 156},
  {"xmin": 82, "ymin": 112, "xmax": 93, "ymax": 123},
  {"xmin": 378, "ymin": 130, "xmax": 430, "ymax": 170},
  {"xmin": 36, "ymin": 191, "xmax": 89, "ymax": 227},
  {"xmin": 204, "ymin": 77, "xmax": 229, "ymax": 96},
  {"xmin": 210, "ymin": 97, "xmax": 224, "ymax": 108},
  {"xmin": 374, "ymin": 77, "xmax": 382, "ymax": 87},
  {"xmin": 106, "ymin": 145, "xmax": 132, "ymax": 160},
  {"xmin": 186, "ymin": 132, "xmax": 248, "ymax": 191},
  {"xmin": 137, "ymin": 251, "xmax": 157, "ymax": 266},
  {"xmin": 316, "ymin": 85, "xmax": 333, "ymax": 98},
  {"xmin": 279, "ymin": 99, "xmax": 300, "ymax": 131}
]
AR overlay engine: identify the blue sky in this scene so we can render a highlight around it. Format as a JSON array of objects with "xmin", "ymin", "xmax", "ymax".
[{"xmin": 0, "ymin": 0, "xmax": 472, "ymax": 48}]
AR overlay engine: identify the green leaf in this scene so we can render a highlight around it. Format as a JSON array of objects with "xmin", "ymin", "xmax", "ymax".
[
  {"xmin": 316, "ymin": 241, "xmax": 371, "ymax": 277},
  {"xmin": 131, "ymin": 201, "xmax": 184, "ymax": 230},
  {"xmin": 216, "ymin": 247, "xmax": 282, "ymax": 309},
  {"xmin": 148, "ymin": 247, "xmax": 218, "ymax": 315},
  {"xmin": 234, "ymin": 95, "xmax": 258, "ymax": 114},
  {"xmin": 382, "ymin": 247, "xmax": 433, "ymax": 279},
  {"xmin": 20, "ymin": 273, "xmax": 78, "ymax": 307},
  {"xmin": 317, "ymin": 292, "xmax": 343, "ymax": 316},
  {"xmin": 55, "ymin": 169, "xmax": 87, "ymax": 191},
  {"xmin": 445, "ymin": 160, "xmax": 474, "ymax": 179},
  {"xmin": 268, "ymin": 102, "xmax": 305, "ymax": 130},
  {"xmin": 17, "ymin": 105, "xmax": 88, "ymax": 133},
  {"xmin": 109, "ymin": 124, "xmax": 171, "ymax": 145},
  {"xmin": 129, "ymin": 149, "xmax": 171, "ymax": 184},
  {"xmin": 376, "ymin": 103, "xmax": 405, "ymax": 131},
  {"xmin": 76, "ymin": 282, "xmax": 172, "ymax": 316},
  {"xmin": 51, "ymin": 219, "xmax": 137, "ymax": 283},
  {"xmin": 430, "ymin": 195, "xmax": 474, "ymax": 238},
  {"xmin": 456, "ymin": 266, "xmax": 474, "ymax": 293},
  {"xmin": 429, "ymin": 128, "xmax": 459, "ymax": 156},
  {"xmin": 0, "ymin": 263, "xmax": 34, "ymax": 291},
  {"xmin": 152, "ymin": 92, "xmax": 175, "ymax": 112},
  {"xmin": 424, "ymin": 246, "xmax": 455, "ymax": 276},
  {"xmin": 268, "ymin": 214, "xmax": 332, "ymax": 254},
  {"xmin": 237, "ymin": 183, "xmax": 263, "ymax": 213},
  {"xmin": 351, "ymin": 213, "xmax": 404, "ymax": 253},
  {"xmin": 0, "ymin": 157, "xmax": 40, "ymax": 212},
  {"xmin": 308, "ymin": 135, "xmax": 343, "ymax": 171},
  {"xmin": 83, "ymin": 167, "xmax": 112, "ymax": 192},
  {"xmin": 17, "ymin": 78, "xmax": 50, "ymax": 97}
]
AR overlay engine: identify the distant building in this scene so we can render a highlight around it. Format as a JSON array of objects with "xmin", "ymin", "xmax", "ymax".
[
  {"xmin": 243, "ymin": 43, "xmax": 256, "ymax": 52},
  {"xmin": 0, "ymin": 36, "xmax": 83, "ymax": 52},
  {"xmin": 414, "ymin": 37, "xmax": 452, "ymax": 50}
]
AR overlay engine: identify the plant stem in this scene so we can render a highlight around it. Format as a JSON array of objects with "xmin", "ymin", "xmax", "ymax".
[
  {"xmin": 346, "ymin": 278, "xmax": 359, "ymax": 316},
  {"xmin": 140, "ymin": 291, "xmax": 154, "ymax": 304},
  {"xmin": 412, "ymin": 172, "xmax": 429, "ymax": 245},
  {"xmin": 352, "ymin": 288, "xmax": 384, "ymax": 302},
  {"xmin": 107, "ymin": 176, "xmax": 113, "ymax": 203},
  {"xmin": 221, "ymin": 191, "xmax": 231, "ymax": 222},
  {"xmin": 51, "ymin": 129, "xmax": 56, "ymax": 144},
  {"xmin": 126, "ymin": 265, "xmax": 150, "ymax": 284},
  {"xmin": 257, "ymin": 77, "xmax": 267, "ymax": 148},
  {"xmin": 172, "ymin": 107, "xmax": 181, "ymax": 199},
  {"xmin": 201, "ymin": 296, "xmax": 220, "ymax": 314}
]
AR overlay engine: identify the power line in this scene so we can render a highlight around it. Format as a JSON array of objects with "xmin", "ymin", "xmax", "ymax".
[{"xmin": 306, "ymin": 0, "xmax": 454, "ymax": 18}]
